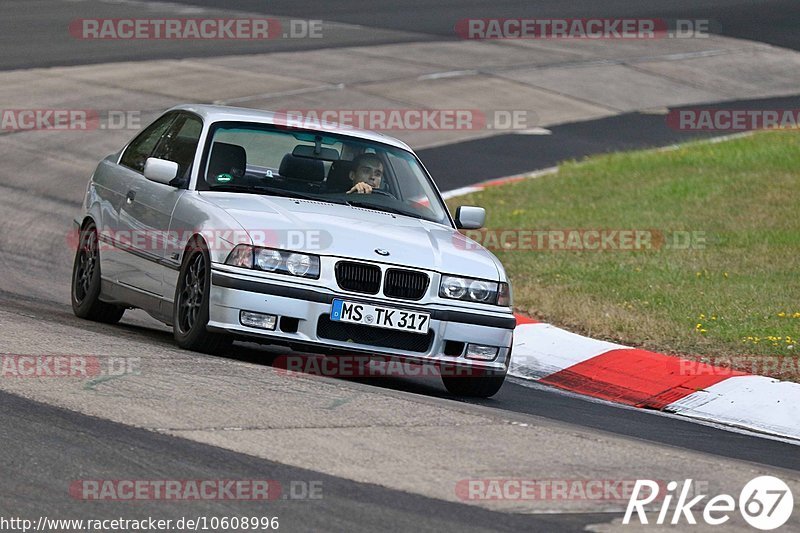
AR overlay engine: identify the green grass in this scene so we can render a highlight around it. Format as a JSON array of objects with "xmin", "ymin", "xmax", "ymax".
[{"xmin": 447, "ymin": 131, "xmax": 800, "ymax": 370}]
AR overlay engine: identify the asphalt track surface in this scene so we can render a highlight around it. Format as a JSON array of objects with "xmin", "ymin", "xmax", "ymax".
[
  {"xmin": 1, "ymin": 389, "xmax": 605, "ymax": 532},
  {"xmin": 166, "ymin": 0, "xmax": 800, "ymax": 51},
  {"xmin": 3, "ymin": 0, "xmax": 798, "ymax": 70},
  {"xmin": 420, "ymin": 94, "xmax": 800, "ymax": 189},
  {"xmin": 1, "ymin": 1, "xmax": 799, "ymax": 531}
]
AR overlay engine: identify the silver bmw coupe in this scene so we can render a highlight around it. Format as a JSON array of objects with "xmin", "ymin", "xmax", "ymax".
[{"xmin": 71, "ymin": 104, "xmax": 515, "ymax": 396}]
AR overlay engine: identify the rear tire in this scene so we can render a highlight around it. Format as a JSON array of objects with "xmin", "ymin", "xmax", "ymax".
[
  {"xmin": 173, "ymin": 243, "xmax": 232, "ymax": 354},
  {"xmin": 441, "ymin": 370, "xmax": 506, "ymax": 398},
  {"xmin": 71, "ymin": 222, "xmax": 125, "ymax": 324}
]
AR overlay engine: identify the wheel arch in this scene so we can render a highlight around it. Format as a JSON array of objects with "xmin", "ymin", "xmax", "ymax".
[{"xmin": 180, "ymin": 233, "xmax": 211, "ymax": 266}]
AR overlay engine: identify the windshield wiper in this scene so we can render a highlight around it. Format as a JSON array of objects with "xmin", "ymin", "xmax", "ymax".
[
  {"xmin": 208, "ymin": 183, "xmax": 259, "ymax": 194},
  {"xmin": 344, "ymin": 199, "xmax": 415, "ymax": 218},
  {"xmin": 208, "ymin": 184, "xmax": 348, "ymax": 205}
]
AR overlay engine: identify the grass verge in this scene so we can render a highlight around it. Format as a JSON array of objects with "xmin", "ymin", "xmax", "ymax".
[{"xmin": 447, "ymin": 131, "xmax": 800, "ymax": 379}]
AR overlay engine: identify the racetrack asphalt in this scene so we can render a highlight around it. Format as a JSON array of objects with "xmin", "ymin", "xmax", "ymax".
[
  {"xmin": 4, "ymin": 0, "xmax": 796, "ymax": 71},
  {"xmin": 1, "ymin": 1, "xmax": 798, "ymax": 530},
  {"xmin": 0, "ymin": 388, "xmax": 609, "ymax": 533},
  {"xmin": 420, "ymin": 93, "xmax": 800, "ymax": 189}
]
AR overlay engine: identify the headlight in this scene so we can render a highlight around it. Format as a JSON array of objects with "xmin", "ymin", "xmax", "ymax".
[
  {"xmin": 255, "ymin": 249, "xmax": 282, "ymax": 271},
  {"xmin": 468, "ymin": 279, "xmax": 491, "ymax": 302},
  {"xmin": 286, "ymin": 253, "xmax": 311, "ymax": 277},
  {"xmin": 440, "ymin": 276, "xmax": 467, "ymax": 299},
  {"xmin": 225, "ymin": 245, "xmax": 320, "ymax": 279},
  {"xmin": 439, "ymin": 275, "xmax": 509, "ymax": 305}
]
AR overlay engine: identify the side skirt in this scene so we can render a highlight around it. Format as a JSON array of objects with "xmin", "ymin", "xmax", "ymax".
[{"xmin": 100, "ymin": 279, "xmax": 174, "ymax": 325}]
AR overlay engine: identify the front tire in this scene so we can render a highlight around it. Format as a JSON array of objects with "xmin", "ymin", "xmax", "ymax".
[
  {"xmin": 71, "ymin": 222, "xmax": 125, "ymax": 324},
  {"xmin": 173, "ymin": 244, "xmax": 231, "ymax": 354}
]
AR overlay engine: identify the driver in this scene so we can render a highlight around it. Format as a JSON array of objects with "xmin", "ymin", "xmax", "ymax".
[{"xmin": 347, "ymin": 153, "xmax": 383, "ymax": 194}]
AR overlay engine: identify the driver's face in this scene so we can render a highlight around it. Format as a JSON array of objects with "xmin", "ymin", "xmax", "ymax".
[{"xmin": 352, "ymin": 162, "xmax": 383, "ymax": 188}]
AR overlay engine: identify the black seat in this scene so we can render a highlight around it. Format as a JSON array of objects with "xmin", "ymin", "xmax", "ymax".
[
  {"xmin": 207, "ymin": 142, "xmax": 246, "ymax": 185},
  {"xmin": 275, "ymin": 154, "xmax": 326, "ymax": 193},
  {"xmin": 279, "ymin": 154, "xmax": 325, "ymax": 182},
  {"xmin": 324, "ymin": 159, "xmax": 354, "ymax": 193}
]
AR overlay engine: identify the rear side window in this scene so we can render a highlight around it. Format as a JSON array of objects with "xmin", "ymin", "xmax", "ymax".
[{"xmin": 119, "ymin": 113, "xmax": 177, "ymax": 173}]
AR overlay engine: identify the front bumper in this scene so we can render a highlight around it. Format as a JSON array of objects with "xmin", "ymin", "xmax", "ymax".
[{"xmin": 208, "ymin": 267, "xmax": 515, "ymax": 371}]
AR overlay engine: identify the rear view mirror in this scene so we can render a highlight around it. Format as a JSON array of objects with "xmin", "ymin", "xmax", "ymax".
[
  {"xmin": 143, "ymin": 157, "xmax": 179, "ymax": 185},
  {"xmin": 292, "ymin": 144, "xmax": 340, "ymax": 161},
  {"xmin": 455, "ymin": 206, "xmax": 486, "ymax": 229}
]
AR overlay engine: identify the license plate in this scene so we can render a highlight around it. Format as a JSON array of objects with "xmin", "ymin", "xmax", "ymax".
[{"xmin": 330, "ymin": 299, "xmax": 430, "ymax": 334}]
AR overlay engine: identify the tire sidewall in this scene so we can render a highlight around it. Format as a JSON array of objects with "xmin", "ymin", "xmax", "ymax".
[
  {"xmin": 173, "ymin": 244, "xmax": 212, "ymax": 346},
  {"xmin": 71, "ymin": 223, "xmax": 102, "ymax": 315}
]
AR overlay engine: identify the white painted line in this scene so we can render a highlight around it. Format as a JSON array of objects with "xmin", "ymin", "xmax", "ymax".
[
  {"xmin": 440, "ymin": 167, "xmax": 558, "ymax": 199},
  {"xmin": 417, "ymin": 70, "xmax": 478, "ymax": 80},
  {"xmin": 513, "ymin": 127, "xmax": 552, "ymax": 135},
  {"xmin": 440, "ymin": 186, "xmax": 483, "ymax": 200},
  {"xmin": 215, "ymin": 84, "xmax": 344, "ymax": 105}
]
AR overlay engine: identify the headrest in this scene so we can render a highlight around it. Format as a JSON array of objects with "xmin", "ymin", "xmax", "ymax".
[
  {"xmin": 207, "ymin": 142, "xmax": 246, "ymax": 184},
  {"xmin": 324, "ymin": 159, "xmax": 355, "ymax": 192},
  {"xmin": 279, "ymin": 154, "xmax": 325, "ymax": 182}
]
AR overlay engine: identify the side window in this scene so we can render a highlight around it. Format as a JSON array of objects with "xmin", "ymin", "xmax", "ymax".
[
  {"xmin": 151, "ymin": 114, "xmax": 203, "ymax": 179},
  {"xmin": 119, "ymin": 113, "xmax": 177, "ymax": 173},
  {"xmin": 386, "ymin": 152, "xmax": 421, "ymax": 200}
]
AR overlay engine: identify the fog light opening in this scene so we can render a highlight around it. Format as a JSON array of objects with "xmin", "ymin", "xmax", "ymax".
[
  {"xmin": 465, "ymin": 344, "xmax": 499, "ymax": 361},
  {"xmin": 239, "ymin": 310, "xmax": 277, "ymax": 330},
  {"xmin": 444, "ymin": 340, "xmax": 466, "ymax": 356}
]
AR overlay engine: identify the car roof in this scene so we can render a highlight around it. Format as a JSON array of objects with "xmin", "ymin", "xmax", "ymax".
[{"xmin": 169, "ymin": 104, "xmax": 413, "ymax": 152}]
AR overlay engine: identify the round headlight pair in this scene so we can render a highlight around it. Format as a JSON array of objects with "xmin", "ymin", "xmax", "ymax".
[
  {"xmin": 441, "ymin": 276, "xmax": 493, "ymax": 302},
  {"xmin": 255, "ymin": 249, "xmax": 312, "ymax": 277}
]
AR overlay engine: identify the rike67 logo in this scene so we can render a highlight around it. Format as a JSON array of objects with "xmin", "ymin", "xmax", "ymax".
[{"xmin": 624, "ymin": 476, "xmax": 794, "ymax": 530}]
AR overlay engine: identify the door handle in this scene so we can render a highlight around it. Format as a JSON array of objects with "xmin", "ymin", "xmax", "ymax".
[{"xmin": 125, "ymin": 190, "xmax": 136, "ymax": 204}]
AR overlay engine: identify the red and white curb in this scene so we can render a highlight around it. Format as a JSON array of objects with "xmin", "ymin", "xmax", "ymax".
[
  {"xmin": 511, "ymin": 316, "xmax": 800, "ymax": 441},
  {"xmin": 439, "ymin": 167, "xmax": 558, "ymax": 200}
]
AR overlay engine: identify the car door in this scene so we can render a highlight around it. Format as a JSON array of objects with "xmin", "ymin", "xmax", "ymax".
[
  {"xmin": 116, "ymin": 112, "xmax": 203, "ymax": 298},
  {"xmin": 99, "ymin": 112, "xmax": 178, "ymax": 286}
]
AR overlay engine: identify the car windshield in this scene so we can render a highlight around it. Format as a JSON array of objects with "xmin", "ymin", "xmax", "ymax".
[{"xmin": 199, "ymin": 121, "xmax": 451, "ymax": 226}]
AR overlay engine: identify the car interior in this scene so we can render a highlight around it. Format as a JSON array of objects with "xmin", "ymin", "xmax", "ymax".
[{"xmin": 205, "ymin": 140, "xmax": 390, "ymax": 197}]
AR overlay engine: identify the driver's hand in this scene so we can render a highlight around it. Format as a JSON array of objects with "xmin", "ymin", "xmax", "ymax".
[{"xmin": 347, "ymin": 182, "xmax": 373, "ymax": 194}]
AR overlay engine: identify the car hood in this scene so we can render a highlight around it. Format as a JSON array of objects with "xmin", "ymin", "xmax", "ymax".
[{"xmin": 201, "ymin": 193, "xmax": 501, "ymax": 280}]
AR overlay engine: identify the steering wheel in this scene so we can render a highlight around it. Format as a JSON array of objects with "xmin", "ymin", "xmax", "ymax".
[{"xmin": 370, "ymin": 188, "xmax": 395, "ymax": 198}]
